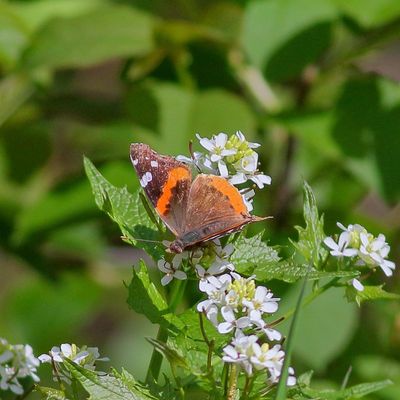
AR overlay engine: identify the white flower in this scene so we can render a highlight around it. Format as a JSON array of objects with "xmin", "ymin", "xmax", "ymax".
[
  {"xmin": 243, "ymin": 286, "xmax": 280, "ymax": 314},
  {"xmin": 218, "ymin": 306, "xmax": 251, "ymax": 334},
  {"xmin": 235, "ymin": 131, "xmax": 260, "ymax": 149},
  {"xmin": 157, "ymin": 255, "xmax": 187, "ymax": 286},
  {"xmin": 0, "ymin": 339, "xmax": 40, "ymax": 395},
  {"xmin": 323, "ymin": 232, "xmax": 358, "ymax": 257},
  {"xmin": 196, "ymin": 133, "xmax": 236, "ymax": 162},
  {"xmin": 222, "ymin": 332, "xmax": 258, "ymax": 375},
  {"xmin": 39, "ymin": 343, "xmax": 108, "ymax": 383},
  {"xmin": 352, "ymin": 278, "xmax": 364, "ymax": 292},
  {"xmin": 176, "ymin": 152, "xmax": 216, "ymax": 174},
  {"xmin": 249, "ymin": 310, "xmax": 282, "ymax": 341}
]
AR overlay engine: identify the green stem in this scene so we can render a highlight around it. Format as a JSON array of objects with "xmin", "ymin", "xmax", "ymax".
[
  {"xmin": 241, "ymin": 375, "xmax": 253, "ymax": 399},
  {"xmin": 227, "ymin": 364, "xmax": 238, "ymax": 400},
  {"xmin": 71, "ymin": 378, "xmax": 79, "ymax": 400},
  {"xmin": 145, "ymin": 279, "xmax": 187, "ymax": 384},
  {"xmin": 279, "ymin": 277, "xmax": 340, "ymax": 322}
]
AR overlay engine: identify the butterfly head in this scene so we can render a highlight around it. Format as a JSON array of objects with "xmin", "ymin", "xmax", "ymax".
[{"xmin": 168, "ymin": 239, "xmax": 185, "ymax": 254}]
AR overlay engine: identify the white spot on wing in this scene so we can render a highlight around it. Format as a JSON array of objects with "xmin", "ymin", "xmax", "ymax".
[
  {"xmin": 133, "ymin": 159, "xmax": 138, "ymax": 166},
  {"xmin": 151, "ymin": 160, "xmax": 158, "ymax": 168},
  {"xmin": 140, "ymin": 171, "xmax": 153, "ymax": 187}
]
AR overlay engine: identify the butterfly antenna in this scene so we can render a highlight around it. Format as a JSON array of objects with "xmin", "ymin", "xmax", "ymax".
[
  {"xmin": 189, "ymin": 140, "xmax": 202, "ymax": 173},
  {"xmin": 121, "ymin": 236, "xmax": 163, "ymax": 245}
]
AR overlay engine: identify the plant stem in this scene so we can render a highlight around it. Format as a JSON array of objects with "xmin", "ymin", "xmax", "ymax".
[
  {"xmin": 242, "ymin": 375, "xmax": 253, "ymax": 399},
  {"xmin": 227, "ymin": 364, "xmax": 238, "ymax": 400},
  {"xmin": 279, "ymin": 277, "xmax": 340, "ymax": 322},
  {"xmin": 145, "ymin": 279, "xmax": 187, "ymax": 384}
]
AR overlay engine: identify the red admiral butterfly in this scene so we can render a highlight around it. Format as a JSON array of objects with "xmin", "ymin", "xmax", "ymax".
[{"xmin": 130, "ymin": 143, "xmax": 267, "ymax": 253}]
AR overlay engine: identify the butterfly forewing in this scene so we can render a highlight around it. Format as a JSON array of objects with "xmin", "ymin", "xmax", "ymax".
[{"xmin": 130, "ymin": 143, "xmax": 191, "ymax": 236}]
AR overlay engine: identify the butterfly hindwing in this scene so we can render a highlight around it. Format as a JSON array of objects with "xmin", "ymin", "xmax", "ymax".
[
  {"xmin": 180, "ymin": 174, "xmax": 261, "ymax": 247},
  {"xmin": 130, "ymin": 143, "xmax": 191, "ymax": 236}
]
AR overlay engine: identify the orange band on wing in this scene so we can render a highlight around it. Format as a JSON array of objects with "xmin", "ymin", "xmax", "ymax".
[
  {"xmin": 210, "ymin": 176, "xmax": 247, "ymax": 214},
  {"xmin": 156, "ymin": 167, "xmax": 190, "ymax": 215}
]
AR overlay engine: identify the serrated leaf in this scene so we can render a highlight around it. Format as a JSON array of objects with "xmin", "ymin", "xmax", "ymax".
[
  {"xmin": 346, "ymin": 285, "xmax": 400, "ymax": 306},
  {"xmin": 292, "ymin": 181, "xmax": 327, "ymax": 268},
  {"xmin": 127, "ymin": 261, "xmax": 184, "ymax": 331},
  {"xmin": 300, "ymin": 379, "xmax": 392, "ymax": 399},
  {"xmin": 231, "ymin": 230, "xmax": 281, "ymax": 273},
  {"xmin": 112, "ymin": 369, "xmax": 158, "ymax": 400},
  {"xmin": 35, "ymin": 385, "xmax": 67, "ymax": 400},
  {"xmin": 64, "ymin": 360, "xmax": 141, "ymax": 400},
  {"xmin": 257, "ymin": 259, "xmax": 359, "ymax": 282},
  {"xmin": 84, "ymin": 156, "xmax": 163, "ymax": 259}
]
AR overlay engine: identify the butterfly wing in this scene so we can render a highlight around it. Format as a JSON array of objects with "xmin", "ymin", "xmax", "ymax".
[
  {"xmin": 130, "ymin": 143, "xmax": 191, "ymax": 236},
  {"xmin": 179, "ymin": 174, "xmax": 265, "ymax": 247}
]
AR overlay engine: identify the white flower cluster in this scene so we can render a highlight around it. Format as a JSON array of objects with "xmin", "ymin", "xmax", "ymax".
[
  {"xmin": 177, "ymin": 131, "xmax": 271, "ymax": 211},
  {"xmin": 0, "ymin": 338, "xmax": 40, "ymax": 395},
  {"xmin": 223, "ymin": 330, "xmax": 296, "ymax": 385},
  {"xmin": 39, "ymin": 343, "xmax": 108, "ymax": 383},
  {"xmin": 324, "ymin": 222, "xmax": 396, "ymax": 292},
  {"xmin": 197, "ymin": 266, "xmax": 295, "ymax": 385},
  {"xmin": 158, "ymin": 239, "xmax": 232, "ymax": 286}
]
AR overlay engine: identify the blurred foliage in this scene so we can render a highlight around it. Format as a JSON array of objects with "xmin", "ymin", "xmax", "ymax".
[{"xmin": 0, "ymin": 0, "xmax": 400, "ymax": 398}]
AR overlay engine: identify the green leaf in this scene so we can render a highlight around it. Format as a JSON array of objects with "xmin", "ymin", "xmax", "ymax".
[
  {"xmin": 112, "ymin": 369, "xmax": 158, "ymax": 400},
  {"xmin": 0, "ymin": 74, "xmax": 33, "ymax": 127},
  {"xmin": 300, "ymin": 379, "xmax": 392, "ymax": 399},
  {"xmin": 35, "ymin": 385, "xmax": 67, "ymax": 400},
  {"xmin": 84, "ymin": 156, "xmax": 163, "ymax": 259},
  {"xmin": 231, "ymin": 230, "xmax": 281, "ymax": 273},
  {"xmin": 333, "ymin": 0, "xmax": 400, "ymax": 27},
  {"xmin": 292, "ymin": 181, "xmax": 327, "ymax": 268},
  {"xmin": 127, "ymin": 261, "xmax": 184, "ymax": 331},
  {"xmin": 64, "ymin": 360, "xmax": 143, "ymax": 400},
  {"xmin": 22, "ymin": 5, "xmax": 155, "ymax": 69},
  {"xmin": 346, "ymin": 285, "xmax": 400, "ymax": 306},
  {"xmin": 279, "ymin": 286, "xmax": 358, "ymax": 370},
  {"xmin": 146, "ymin": 338, "xmax": 188, "ymax": 370},
  {"xmin": 257, "ymin": 259, "xmax": 359, "ymax": 283},
  {"xmin": 242, "ymin": 0, "xmax": 337, "ymax": 72}
]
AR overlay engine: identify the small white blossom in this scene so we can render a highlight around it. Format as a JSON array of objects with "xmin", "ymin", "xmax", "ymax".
[
  {"xmin": 0, "ymin": 338, "xmax": 40, "ymax": 395},
  {"xmin": 352, "ymin": 278, "xmax": 364, "ymax": 292},
  {"xmin": 218, "ymin": 306, "xmax": 251, "ymax": 334},
  {"xmin": 196, "ymin": 133, "xmax": 236, "ymax": 162},
  {"xmin": 157, "ymin": 254, "xmax": 187, "ymax": 286},
  {"xmin": 39, "ymin": 343, "xmax": 108, "ymax": 383}
]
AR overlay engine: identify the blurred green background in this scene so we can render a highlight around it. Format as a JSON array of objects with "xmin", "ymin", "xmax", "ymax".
[{"xmin": 0, "ymin": 0, "xmax": 399, "ymax": 398}]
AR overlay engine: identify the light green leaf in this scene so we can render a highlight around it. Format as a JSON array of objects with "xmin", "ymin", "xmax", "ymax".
[
  {"xmin": 292, "ymin": 181, "xmax": 327, "ymax": 268},
  {"xmin": 346, "ymin": 285, "xmax": 400, "ymax": 306},
  {"xmin": 22, "ymin": 5, "xmax": 155, "ymax": 69},
  {"xmin": 65, "ymin": 360, "xmax": 141, "ymax": 400},
  {"xmin": 112, "ymin": 369, "xmax": 158, "ymax": 400},
  {"xmin": 258, "ymin": 259, "xmax": 359, "ymax": 283},
  {"xmin": 300, "ymin": 379, "xmax": 392, "ymax": 399},
  {"xmin": 333, "ymin": 0, "xmax": 400, "ymax": 27},
  {"xmin": 231, "ymin": 230, "xmax": 281, "ymax": 273},
  {"xmin": 84, "ymin": 156, "xmax": 163, "ymax": 259},
  {"xmin": 35, "ymin": 385, "xmax": 67, "ymax": 400},
  {"xmin": 0, "ymin": 74, "xmax": 33, "ymax": 127},
  {"xmin": 127, "ymin": 261, "xmax": 184, "ymax": 331},
  {"xmin": 279, "ymin": 286, "xmax": 358, "ymax": 370},
  {"xmin": 242, "ymin": 0, "xmax": 337, "ymax": 69}
]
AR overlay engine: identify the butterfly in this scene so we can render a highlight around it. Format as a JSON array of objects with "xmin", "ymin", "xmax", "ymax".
[{"xmin": 130, "ymin": 143, "xmax": 267, "ymax": 253}]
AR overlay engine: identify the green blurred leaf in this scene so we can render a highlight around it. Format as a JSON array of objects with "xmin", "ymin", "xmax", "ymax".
[
  {"xmin": 0, "ymin": 75, "xmax": 34, "ymax": 127},
  {"xmin": 299, "ymin": 379, "xmax": 392, "ymax": 399},
  {"xmin": 127, "ymin": 261, "xmax": 184, "ymax": 331},
  {"xmin": 22, "ymin": 5, "xmax": 155, "ymax": 69},
  {"xmin": 346, "ymin": 285, "xmax": 400, "ymax": 305},
  {"xmin": 147, "ymin": 338, "xmax": 188, "ymax": 369},
  {"xmin": 242, "ymin": 0, "xmax": 337, "ymax": 72},
  {"xmin": 333, "ymin": 0, "xmax": 400, "ymax": 27},
  {"xmin": 280, "ymin": 286, "xmax": 358, "ymax": 370},
  {"xmin": 292, "ymin": 181, "xmax": 327, "ymax": 268}
]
